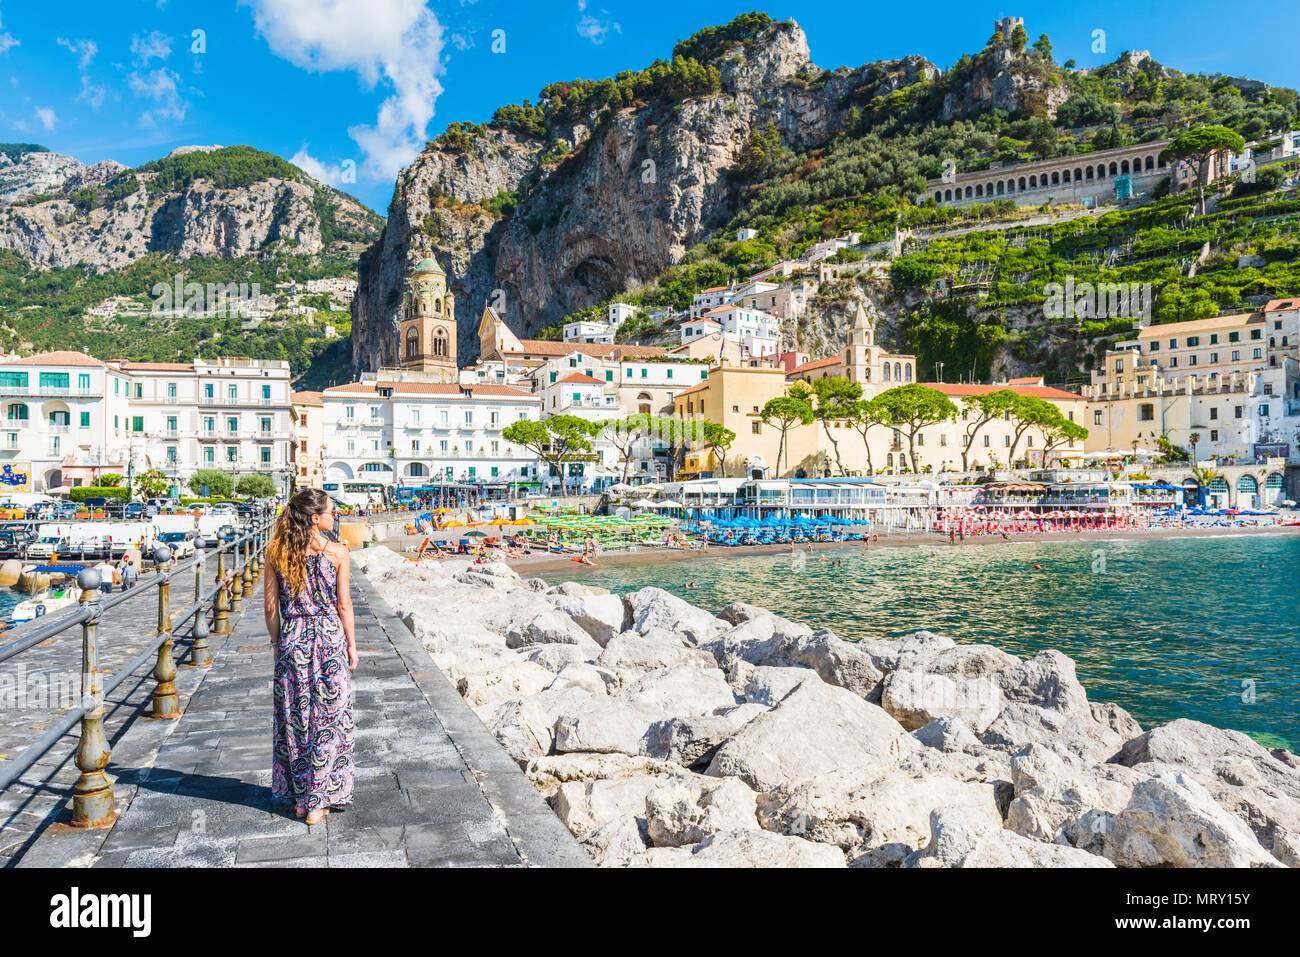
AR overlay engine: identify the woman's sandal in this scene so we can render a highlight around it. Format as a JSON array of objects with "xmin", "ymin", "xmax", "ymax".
[{"xmin": 305, "ymin": 808, "xmax": 329, "ymax": 826}]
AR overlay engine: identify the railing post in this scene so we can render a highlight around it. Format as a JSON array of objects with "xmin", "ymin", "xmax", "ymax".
[
  {"xmin": 241, "ymin": 534, "xmax": 254, "ymax": 598},
  {"xmin": 150, "ymin": 545, "xmax": 179, "ymax": 719},
  {"xmin": 230, "ymin": 539, "xmax": 245, "ymax": 613},
  {"xmin": 71, "ymin": 568, "xmax": 114, "ymax": 827},
  {"xmin": 213, "ymin": 545, "xmax": 230, "ymax": 634},
  {"xmin": 188, "ymin": 609, "xmax": 212, "ymax": 668}
]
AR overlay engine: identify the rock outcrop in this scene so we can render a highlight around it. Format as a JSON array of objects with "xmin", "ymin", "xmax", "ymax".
[
  {"xmin": 350, "ymin": 20, "xmax": 941, "ymax": 368},
  {"xmin": 355, "ymin": 544, "xmax": 1297, "ymax": 868},
  {"xmin": 0, "ymin": 145, "xmax": 381, "ymax": 271}
]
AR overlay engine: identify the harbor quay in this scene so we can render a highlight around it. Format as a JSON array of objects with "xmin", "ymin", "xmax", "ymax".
[{"xmin": 0, "ymin": 523, "xmax": 586, "ymax": 868}]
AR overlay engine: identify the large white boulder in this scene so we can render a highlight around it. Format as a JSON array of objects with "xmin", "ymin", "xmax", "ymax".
[
  {"xmin": 643, "ymin": 704, "xmax": 769, "ymax": 768},
  {"xmin": 857, "ymin": 630, "xmax": 957, "ymax": 673},
  {"xmin": 1116, "ymin": 719, "xmax": 1300, "ymax": 866},
  {"xmin": 707, "ymin": 680, "xmax": 910, "ymax": 792},
  {"xmin": 742, "ymin": 665, "xmax": 819, "ymax": 706},
  {"xmin": 645, "ymin": 776, "xmax": 760, "ymax": 847},
  {"xmin": 597, "ymin": 631, "xmax": 718, "ymax": 680},
  {"xmin": 488, "ymin": 686, "xmax": 594, "ymax": 763},
  {"xmin": 880, "ymin": 671, "xmax": 1004, "ymax": 734},
  {"xmin": 504, "ymin": 608, "xmax": 602, "ymax": 653},
  {"xmin": 552, "ymin": 696, "xmax": 671, "ymax": 755},
  {"xmin": 580, "ymin": 814, "xmax": 647, "ymax": 866},
  {"xmin": 904, "ymin": 804, "xmax": 1114, "ymax": 868},
  {"xmin": 617, "ymin": 664, "xmax": 737, "ymax": 716},
  {"xmin": 526, "ymin": 753, "xmax": 685, "ymax": 797},
  {"xmin": 625, "ymin": 587, "xmax": 728, "ymax": 646},
  {"xmin": 455, "ymin": 659, "xmax": 555, "ymax": 710},
  {"xmin": 552, "ymin": 771, "xmax": 692, "ymax": 841},
  {"xmin": 546, "ymin": 593, "xmax": 629, "ymax": 646},
  {"xmin": 756, "ymin": 766, "xmax": 1001, "ymax": 861}
]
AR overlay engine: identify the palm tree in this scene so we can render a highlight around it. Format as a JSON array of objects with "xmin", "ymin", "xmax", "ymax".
[
  {"xmin": 1188, "ymin": 432, "xmax": 1201, "ymax": 463},
  {"xmin": 1191, "ymin": 464, "xmax": 1222, "ymax": 507}
]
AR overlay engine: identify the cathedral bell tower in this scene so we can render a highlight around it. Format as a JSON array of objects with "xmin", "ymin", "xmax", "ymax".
[{"xmin": 398, "ymin": 258, "xmax": 457, "ymax": 380}]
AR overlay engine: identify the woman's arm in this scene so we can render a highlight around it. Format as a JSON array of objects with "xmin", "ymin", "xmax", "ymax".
[
  {"xmin": 331, "ymin": 545, "xmax": 358, "ymax": 671},
  {"xmin": 263, "ymin": 557, "xmax": 280, "ymax": 646}
]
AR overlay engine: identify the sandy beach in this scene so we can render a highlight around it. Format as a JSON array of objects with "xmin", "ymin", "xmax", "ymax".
[{"xmin": 378, "ymin": 521, "xmax": 1300, "ymax": 576}]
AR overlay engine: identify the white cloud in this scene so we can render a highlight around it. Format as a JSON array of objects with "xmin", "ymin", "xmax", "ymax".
[
  {"xmin": 0, "ymin": 11, "xmax": 17, "ymax": 56},
  {"xmin": 131, "ymin": 30, "xmax": 172, "ymax": 65},
  {"xmin": 34, "ymin": 106, "xmax": 56, "ymax": 131},
  {"xmin": 576, "ymin": 7, "xmax": 620, "ymax": 46},
  {"xmin": 57, "ymin": 38, "xmax": 106, "ymax": 109},
  {"xmin": 129, "ymin": 67, "xmax": 186, "ymax": 126},
  {"xmin": 243, "ymin": 0, "xmax": 445, "ymax": 181},
  {"xmin": 291, "ymin": 146, "xmax": 350, "ymax": 187},
  {"xmin": 57, "ymin": 37, "xmax": 98, "ymax": 70}
]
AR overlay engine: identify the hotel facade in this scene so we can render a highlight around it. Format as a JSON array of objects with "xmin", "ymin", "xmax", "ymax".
[{"xmin": 0, "ymin": 351, "xmax": 294, "ymax": 495}]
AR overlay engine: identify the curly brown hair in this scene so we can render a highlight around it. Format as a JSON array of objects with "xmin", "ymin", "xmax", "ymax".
[{"xmin": 266, "ymin": 488, "xmax": 332, "ymax": 595}]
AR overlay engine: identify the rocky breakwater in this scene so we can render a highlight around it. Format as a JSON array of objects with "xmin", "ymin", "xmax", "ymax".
[{"xmin": 355, "ymin": 546, "xmax": 1300, "ymax": 868}]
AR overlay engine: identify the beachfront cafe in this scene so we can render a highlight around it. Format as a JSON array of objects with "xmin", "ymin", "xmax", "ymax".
[{"xmin": 659, "ymin": 478, "xmax": 893, "ymax": 522}]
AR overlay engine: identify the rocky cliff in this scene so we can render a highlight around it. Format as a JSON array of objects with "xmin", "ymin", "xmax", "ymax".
[
  {"xmin": 352, "ymin": 20, "xmax": 950, "ymax": 369},
  {"xmin": 0, "ymin": 145, "xmax": 382, "ymax": 271}
]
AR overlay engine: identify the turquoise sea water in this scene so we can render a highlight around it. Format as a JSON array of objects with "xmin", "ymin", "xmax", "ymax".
[{"xmin": 544, "ymin": 534, "xmax": 1300, "ymax": 750}]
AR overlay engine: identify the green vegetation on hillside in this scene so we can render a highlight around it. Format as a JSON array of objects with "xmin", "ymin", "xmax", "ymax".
[
  {"xmin": 0, "ymin": 249, "xmax": 358, "ymax": 374},
  {"xmin": 136, "ymin": 145, "xmax": 304, "ymax": 194},
  {"xmin": 0, "ymin": 143, "xmax": 51, "ymax": 161}
]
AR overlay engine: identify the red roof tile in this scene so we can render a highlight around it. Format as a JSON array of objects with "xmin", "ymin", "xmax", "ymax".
[
  {"xmin": 0, "ymin": 350, "xmax": 106, "ymax": 368},
  {"xmin": 557, "ymin": 373, "xmax": 604, "ymax": 385},
  {"xmin": 792, "ymin": 356, "xmax": 840, "ymax": 374}
]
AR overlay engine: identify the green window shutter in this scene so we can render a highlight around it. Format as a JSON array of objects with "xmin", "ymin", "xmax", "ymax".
[
  {"xmin": 132, "ymin": 416, "xmax": 144, "ymax": 432},
  {"xmin": 80, "ymin": 412, "xmax": 90, "ymax": 427}
]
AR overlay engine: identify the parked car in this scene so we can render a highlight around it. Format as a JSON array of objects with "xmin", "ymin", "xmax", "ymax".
[
  {"xmin": 157, "ymin": 531, "xmax": 196, "ymax": 560},
  {"xmin": 210, "ymin": 503, "xmax": 237, "ymax": 517},
  {"xmin": 217, "ymin": 524, "xmax": 239, "ymax": 543},
  {"xmin": 124, "ymin": 501, "xmax": 147, "ymax": 519},
  {"xmin": 25, "ymin": 535, "xmax": 67, "ymax": 560},
  {"xmin": 189, "ymin": 502, "xmax": 211, "ymax": 515},
  {"xmin": 233, "ymin": 502, "xmax": 255, "ymax": 518},
  {"xmin": 53, "ymin": 501, "xmax": 80, "ymax": 519}
]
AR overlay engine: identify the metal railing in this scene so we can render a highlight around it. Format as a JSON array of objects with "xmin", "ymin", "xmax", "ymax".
[{"xmin": 0, "ymin": 517, "xmax": 273, "ymax": 826}]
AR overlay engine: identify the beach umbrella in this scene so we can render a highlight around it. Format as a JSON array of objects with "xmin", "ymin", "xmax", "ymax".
[
  {"xmin": 638, "ymin": 483, "xmax": 663, "ymax": 493},
  {"xmin": 466, "ymin": 530, "xmax": 488, "ymax": 538},
  {"xmin": 442, "ymin": 520, "xmax": 467, "ymax": 528}
]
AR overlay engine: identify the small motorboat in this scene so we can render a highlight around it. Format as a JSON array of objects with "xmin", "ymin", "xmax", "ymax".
[{"xmin": 12, "ymin": 584, "xmax": 78, "ymax": 622}]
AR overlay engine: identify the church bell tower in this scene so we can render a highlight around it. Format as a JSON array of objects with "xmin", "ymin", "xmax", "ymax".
[{"xmin": 398, "ymin": 258, "xmax": 457, "ymax": 380}]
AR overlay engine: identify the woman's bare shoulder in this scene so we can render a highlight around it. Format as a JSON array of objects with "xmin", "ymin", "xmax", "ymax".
[{"xmin": 324, "ymin": 541, "xmax": 350, "ymax": 563}]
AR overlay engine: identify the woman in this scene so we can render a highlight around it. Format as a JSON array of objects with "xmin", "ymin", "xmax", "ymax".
[{"xmin": 263, "ymin": 489, "xmax": 358, "ymax": 826}]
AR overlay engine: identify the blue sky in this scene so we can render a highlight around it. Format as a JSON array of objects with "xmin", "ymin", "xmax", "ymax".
[{"xmin": 0, "ymin": 0, "xmax": 1296, "ymax": 213}]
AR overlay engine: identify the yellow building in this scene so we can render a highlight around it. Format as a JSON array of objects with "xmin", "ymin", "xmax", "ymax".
[
  {"xmin": 672, "ymin": 365, "xmax": 816, "ymax": 478},
  {"xmin": 290, "ymin": 390, "xmax": 325, "ymax": 490},
  {"xmin": 1085, "ymin": 302, "xmax": 1300, "ymax": 459}
]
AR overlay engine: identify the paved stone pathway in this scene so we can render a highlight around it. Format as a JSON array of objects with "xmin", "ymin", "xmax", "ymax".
[
  {"xmin": 7, "ymin": 569, "xmax": 588, "ymax": 868},
  {"xmin": 0, "ymin": 557, "xmax": 225, "ymax": 866}
]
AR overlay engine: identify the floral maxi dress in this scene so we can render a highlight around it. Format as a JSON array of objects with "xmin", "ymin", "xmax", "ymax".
[{"xmin": 272, "ymin": 551, "xmax": 355, "ymax": 812}]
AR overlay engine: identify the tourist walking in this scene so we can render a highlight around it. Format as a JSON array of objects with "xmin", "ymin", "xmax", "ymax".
[
  {"xmin": 94, "ymin": 558, "xmax": 116, "ymax": 594},
  {"xmin": 264, "ymin": 489, "xmax": 357, "ymax": 826},
  {"xmin": 119, "ymin": 557, "xmax": 138, "ymax": 591}
]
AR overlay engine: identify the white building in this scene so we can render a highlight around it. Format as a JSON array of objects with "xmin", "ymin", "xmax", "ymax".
[
  {"xmin": 562, "ymin": 319, "xmax": 617, "ymax": 344},
  {"xmin": 321, "ymin": 380, "xmax": 543, "ymax": 488},
  {"xmin": 736, "ymin": 228, "xmax": 759, "ymax": 242},
  {"xmin": 0, "ymin": 352, "xmax": 294, "ymax": 495},
  {"xmin": 691, "ymin": 285, "xmax": 736, "ymax": 318},
  {"xmin": 111, "ymin": 357, "xmax": 295, "ymax": 494},
  {"xmin": 699, "ymin": 304, "xmax": 782, "ymax": 359}
]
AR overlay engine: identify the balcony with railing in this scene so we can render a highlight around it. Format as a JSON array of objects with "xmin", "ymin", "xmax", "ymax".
[{"xmin": 0, "ymin": 384, "xmax": 102, "ymax": 398}]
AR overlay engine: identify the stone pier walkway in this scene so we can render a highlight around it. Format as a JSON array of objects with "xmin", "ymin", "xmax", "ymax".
[{"xmin": 7, "ymin": 570, "xmax": 588, "ymax": 868}]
